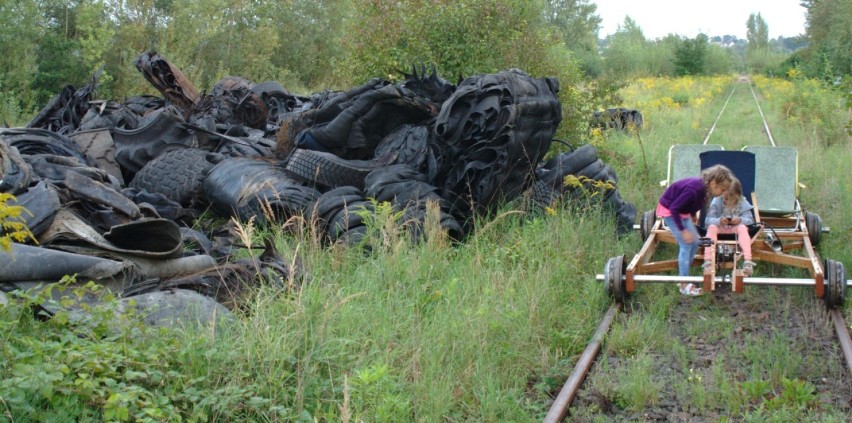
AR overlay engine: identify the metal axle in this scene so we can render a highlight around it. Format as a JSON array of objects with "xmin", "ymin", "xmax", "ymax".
[{"xmin": 596, "ymin": 274, "xmax": 852, "ymax": 287}]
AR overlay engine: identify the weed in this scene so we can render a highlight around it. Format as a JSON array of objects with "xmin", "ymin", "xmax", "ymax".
[
  {"xmin": 606, "ymin": 313, "xmax": 666, "ymax": 357},
  {"xmin": 742, "ymin": 379, "xmax": 772, "ymax": 403},
  {"xmin": 0, "ymin": 192, "xmax": 35, "ymax": 251},
  {"xmin": 614, "ymin": 352, "xmax": 660, "ymax": 411}
]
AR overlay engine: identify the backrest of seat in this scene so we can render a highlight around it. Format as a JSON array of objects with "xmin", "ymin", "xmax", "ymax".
[
  {"xmin": 666, "ymin": 144, "xmax": 725, "ymax": 185},
  {"xmin": 699, "ymin": 151, "xmax": 756, "ymax": 198},
  {"xmin": 742, "ymin": 146, "xmax": 798, "ymax": 214},
  {"xmin": 698, "ymin": 150, "xmax": 756, "ymax": 228}
]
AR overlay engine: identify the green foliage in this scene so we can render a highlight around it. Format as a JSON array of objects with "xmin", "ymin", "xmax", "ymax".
[
  {"xmin": 614, "ymin": 353, "xmax": 660, "ymax": 411},
  {"xmin": 0, "ymin": 280, "xmax": 296, "ymax": 422},
  {"xmin": 756, "ymin": 75, "xmax": 848, "ymax": 147},
  {"xmin": 746, "ymin": 13, "xmax": 769, "ymax": 52},
  {"xmin": 562, "ymin": 175, "xmax": 616, "ymax": 206},
  {"xmin": 265, "ymin": 0, "xmax": 352, "ymax": 91},
  {"xmin": 601, "ymin": 16, "xmax": 649, "ymax": 78},
  {"xmin": 349, "ymin": 363, "xmax": 411, "ymax": 421},
  {"xmin": 746, "ymin": 48, "xmax": 789, "ymax": 75},
  {"xmin": 0, "ymin": 193, "xmax": 34, "ymax": 251},
  {"xmin": 799, "ymin": 0, "xmax": 852, "ymax": 79},
  {"xmin": 543, "ymin": 0, "xmax": 601, "ymax": 76},
  {"xmin": 703, "ymin": 42, "xmax": 739, "ymax": 75},
  {"xmin": 0, "ymin": 0, "xmax": 40, "ymax": 124},
  {"xmin": 674, "ymin": 34, "xmax": 709, "ymax": 76},
  {"xmin": 741, "ymin": 379, "xmax": 772, "ymax": 402},
  {"xmin": 340, "ymin": 0, "xmax": 577, "ymax": 82},
  {"xmin": 605, "ymin": 314, "xmax": 666, "ymax": 357}
]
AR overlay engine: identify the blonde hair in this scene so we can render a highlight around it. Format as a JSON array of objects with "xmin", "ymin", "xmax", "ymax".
[
  {"xmin": 701, "ymin": 164, "xmax": 734, "ymax": 203},
  {"xmin": 723, "ymin": 177, "xmax": 744, "ymax": 212},
  {"xmin": 701, "ymin": 164, "xmax": 734, "ymax": 187}
]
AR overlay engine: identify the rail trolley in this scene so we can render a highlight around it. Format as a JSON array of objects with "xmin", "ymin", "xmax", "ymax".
[
  {"xmin": 600, "ymin": 79, "xmax": 847, "ymax": 305},
  {"xmin": 602, "ymin": 143, "xmax": 846, "ymax": 307},
  {"xmin": 543, "ymin": 80, "xmax": 850, "ymax": 423}
]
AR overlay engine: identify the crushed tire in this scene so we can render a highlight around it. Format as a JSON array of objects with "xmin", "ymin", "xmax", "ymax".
[
  {"xmin": 285, "ymin": 148, "xmax": 377, "ymax": 190},
  {"xmin": 130, "ymin": 148, "xmax": 214, "ymax": 207},
  {"xmin": 204, "ymin": 156, "xmax": 320, "ymax": 223}
]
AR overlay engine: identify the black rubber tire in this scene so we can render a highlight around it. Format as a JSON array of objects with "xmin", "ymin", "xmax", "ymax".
[
  {"xmin": 576, "ymin": 159, "xmax": 605, "ymax": 180},
  {"xmin": 605, "ymin": 190, "xmax": 638, "ymax": 237},
  {"xmin": 311, "ymin": 186, "xmax": 366, "ymax": 229},
  {"xmin": 327, "ymin": 203, "xmax": 371, "ymax": 239},
  {"xmin": 590, "ymin": 163, "xmax": 618, "ymax": 184},
  {"xmin": 806, "ymin": 211, "xmax": 822, "ymax": 247},
  {"xmin": 202, "ymin": 156, "xmax": 320, "ymax": 222},
  {"xmin": 539, "ymin": 144, "xmax": 598, "ymax": 184},
  {"xmin": 604, "ymin": 255, "xmax": 627, "ymax": 303},
  {"xmin": 130, "ymin": 148, "xmax": 213, "ymax": 207},
  {"xmin": 284, "ymin": 148, "xmax": 376, "ymax": 190},
  {"xmin": 824, "ymin": 258, "xmax": 846, "ymax": 308},
  {"xmin": 628, "ymin": 110, "xmax": 644, "ymax": 130},
  {"xmin": 529, "ymin": 179, "xmax": 559, "ymax": 210}
]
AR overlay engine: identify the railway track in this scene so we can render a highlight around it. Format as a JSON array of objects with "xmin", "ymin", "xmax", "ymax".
[{"xmin": 543, "ymin": 77, "xmax": 852, "ymax": 422}]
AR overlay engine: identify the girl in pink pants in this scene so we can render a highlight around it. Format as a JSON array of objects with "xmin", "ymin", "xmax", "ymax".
[{"xmin": 703, "ymin": 178, "xmax": 756, "ymax": 276}]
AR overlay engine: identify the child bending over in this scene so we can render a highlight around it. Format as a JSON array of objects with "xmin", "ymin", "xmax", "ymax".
[{"xmin": 657, "ymin": 164, "xmax": 734, "ymax": 296}]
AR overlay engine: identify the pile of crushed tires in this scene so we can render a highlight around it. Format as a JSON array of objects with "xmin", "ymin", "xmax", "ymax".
[
  {"xmin": 590, "ymin": 107, "xmax": 644, "ymax": 131},
  {"xmin": 0, "ymin": 53, "xmax": 635, "ymax": 327}
]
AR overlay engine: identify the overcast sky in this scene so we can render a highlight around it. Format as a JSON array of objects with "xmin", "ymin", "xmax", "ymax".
[{"xmin": 593, "ymin": 0, "xmax": 807, "ymax": 39}]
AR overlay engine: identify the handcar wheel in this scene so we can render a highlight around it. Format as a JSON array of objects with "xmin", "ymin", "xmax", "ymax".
[
  {"xmin": 806, "ymin": 211, "xmax": 822, "ymax": 247},
  {"xmin": 824, "ymin": 258, "xmax": 846, "ymax": 308},
  {"xmin": 604, "ymin": 255, "xmax": 627, "ymax": 304}
]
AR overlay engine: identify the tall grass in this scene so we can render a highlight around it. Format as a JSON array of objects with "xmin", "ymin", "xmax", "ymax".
[
  {"xmin": 572, "ymin": 73, "xmax": 851, "ymax": 420},
  {"xmin": 180, "ymin": 204, "xmax": 630, "ymax": 421},
  {"xmin": 1, "ymin": 74, "xmax": 848, "ymax": 421}
]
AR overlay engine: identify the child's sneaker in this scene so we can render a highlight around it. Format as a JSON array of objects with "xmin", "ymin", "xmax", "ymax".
[
  {"xmin": 680, "ymin": 283, "xmax": 704, "ymax": 297},
  {"xmin": 743, "ymin": 260, "xmax": 755, "ymax": 276}
]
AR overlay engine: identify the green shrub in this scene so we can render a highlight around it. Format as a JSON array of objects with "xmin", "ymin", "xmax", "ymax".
[{"xmin": 0, "ymin": 193, "xmax": 34, "ymax": 251}]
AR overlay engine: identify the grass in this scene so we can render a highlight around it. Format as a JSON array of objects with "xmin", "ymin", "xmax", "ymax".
[
  {"xmin": 571, "ymin": 74, "xmax": 852, "ymax": 421},
  {"xmin": 1, "ymin": 74, "xmax": 849, "ymax": 421}
]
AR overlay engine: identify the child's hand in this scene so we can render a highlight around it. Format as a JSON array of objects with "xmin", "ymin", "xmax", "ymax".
[
  {"xmin": 731, "ymin": 217, "xmax": 741, "ymax": 225},
  {"xmin": 682, "ymin": 230, "xmax": 694, "ymax": 243}
]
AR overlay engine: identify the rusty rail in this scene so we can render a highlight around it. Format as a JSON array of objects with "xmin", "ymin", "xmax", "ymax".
[
  {"xmin": 543, "ymin": 303, "xmax": 619, "ymax": 423},
  {"xmin": 830, "ymin": 309, "xmax": 852, "ymax": 382}
]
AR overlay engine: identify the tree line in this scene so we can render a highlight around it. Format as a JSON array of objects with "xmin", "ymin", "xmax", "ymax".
[{"xmin": 0, "ymin": 0, "xmax": 848, "ymax": 131}]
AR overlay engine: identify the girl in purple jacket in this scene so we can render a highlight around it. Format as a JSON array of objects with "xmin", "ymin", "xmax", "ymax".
[{"xmin": 657, "ymin": 164, "xmax": 734, "ymax": 296}]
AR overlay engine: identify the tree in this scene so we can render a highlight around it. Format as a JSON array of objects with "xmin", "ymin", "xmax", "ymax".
[
  {"xmin": 265, "ymin": 0, "xmax": 351, "ymax": 91},
  {"xmin": 101, "ymin": 0, "xmax": 177, "ymax": 97},
  {"xmin": 0, "ymin": 0, "xmax": 42, "ymax": 122},
  {"xmin": 745, "ymin": 12, "xmax": 779, "ymax": 73},
  {"xmin": 674, "ymin": 34, "xmax": 708, "ymax": 76},
  {"xmin": 746, "ymin": 13, "xmax": 769, "ymax": 52},
  {"xmin": 799, "ymin": 0, "xmax": 852, "ymax": 79},
  {"xmin": 543, "ymin": 0, "xmax": 602, "ymax": 76},
  {"xmin": 29, "ymin": 0, "xmax": 91, "ymax": 106},
  {"xmin": 601, "ymin": 16, "xmax": 650, "ymax": 77}
]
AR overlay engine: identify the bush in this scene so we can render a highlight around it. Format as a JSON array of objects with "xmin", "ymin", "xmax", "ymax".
[
  {"xmin": 0, "ymin": 193, "xmax": 34, "ymax": 251},
  {"xmin": 0, "ymin": 281, "xmax": 290, "ymax": 422}
]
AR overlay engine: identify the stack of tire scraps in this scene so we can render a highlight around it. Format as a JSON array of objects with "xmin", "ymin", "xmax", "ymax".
[
  {"xmin": 0, "ymin": 53, "xmax": 635, "ymax": 327},
  {"xmin": 590, "ymin": 107, "xmax": 644, "ymax": 131}
]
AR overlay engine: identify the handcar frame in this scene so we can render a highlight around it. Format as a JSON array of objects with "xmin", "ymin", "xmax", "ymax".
[{"xmin": 602, "ymin": 145, "xmax": 847, "ymax": 308}]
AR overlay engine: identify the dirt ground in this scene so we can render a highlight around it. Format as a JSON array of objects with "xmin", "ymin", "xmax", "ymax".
[{"xmin": 566, "ymin": 284, "xmax": 852, "ymax": 422}]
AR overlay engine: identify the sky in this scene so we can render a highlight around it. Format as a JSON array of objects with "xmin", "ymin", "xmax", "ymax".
[{"xmin": 593, "ymin": 0, "xmax": 807, "ymax": 40}]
